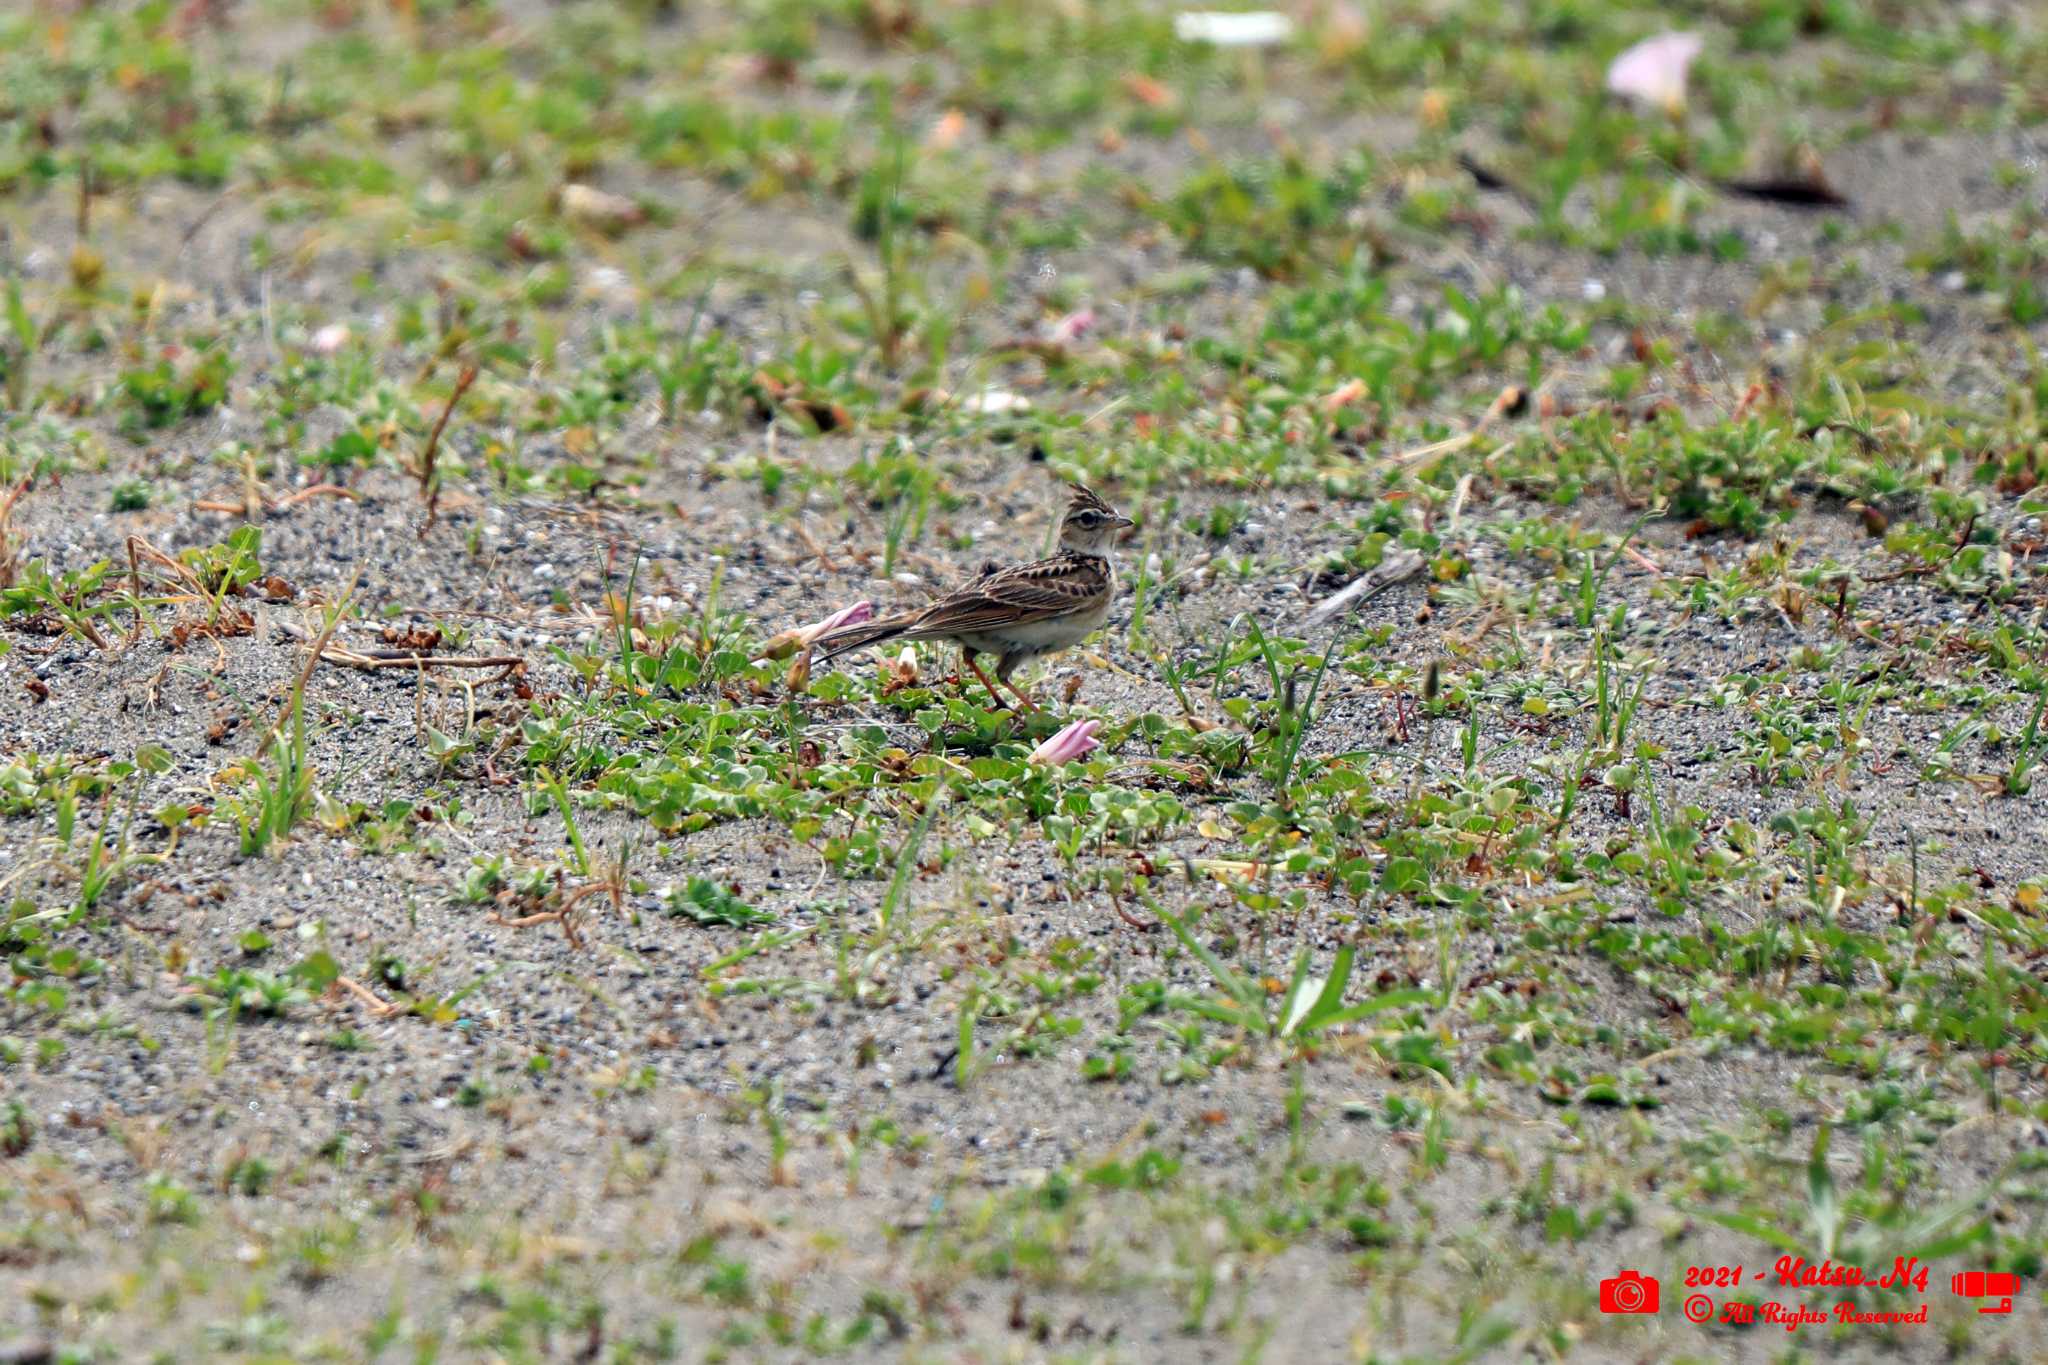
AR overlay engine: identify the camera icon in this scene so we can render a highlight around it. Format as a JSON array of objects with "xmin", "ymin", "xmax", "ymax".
[{"xmin": 1599, "ymin": 1270, "xmax": 1661, "ymax": 1315}]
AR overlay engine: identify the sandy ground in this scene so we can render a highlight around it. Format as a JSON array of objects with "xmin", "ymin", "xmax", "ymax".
[{"xmin": 4, "ymin": 4, "xmax": 2047, "ymax": 1363}]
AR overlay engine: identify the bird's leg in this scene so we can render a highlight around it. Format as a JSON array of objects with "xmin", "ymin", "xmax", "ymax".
[
  {"xmin": 962, "ymin": 651, "xmax": 1010, "ymax": 711},
  {"xmin": 994, "ymin": 656, "xmax": 1039, "ymax": 713},
  {"xmin": 1000, "ymin": 679, "xmax": 1038, "ymax": 713}
]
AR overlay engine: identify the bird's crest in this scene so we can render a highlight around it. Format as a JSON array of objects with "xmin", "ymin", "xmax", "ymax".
[{"xmin": 1065, "ymin": 482, "xmax": 1114, "ymax": 516}]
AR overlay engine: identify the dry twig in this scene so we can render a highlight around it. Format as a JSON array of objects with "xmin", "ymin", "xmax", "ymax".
[
  {"xmin": 253, "ymin": 572, "xmax": 358, "ymax": 761},
  {"xmin": 316, "ymin": 647, "xmax": 525, "ymax": 676},
  {"xmin": 1301, "ymin": 549, "xmax": 1427, "ymax": 627},
  {"xmin": 418, "ymin": 363, "xmax": 480, "ymax": 535},
  {"xmin": 332, "ymin": 976, "xmax": 402, "ymax": 1017},
  {"xmin": 0, "ymin": 476, "xmax": 28, "ymax": 589}
]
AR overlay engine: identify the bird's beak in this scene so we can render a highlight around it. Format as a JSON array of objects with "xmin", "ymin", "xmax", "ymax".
[{"xmin": 1112, "ymin": 515, "xmax": 1136, "ymax": 531}]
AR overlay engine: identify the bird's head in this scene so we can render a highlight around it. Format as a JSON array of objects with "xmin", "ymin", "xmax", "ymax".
[{"xmin": 1057, "ymin": 483, "xmax": 1134, "ymax": 553}]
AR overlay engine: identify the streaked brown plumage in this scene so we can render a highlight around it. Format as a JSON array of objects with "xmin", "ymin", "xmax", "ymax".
[{"xmin": 814, "ymin": 483, "xmax": 1133, "ymax": 710}]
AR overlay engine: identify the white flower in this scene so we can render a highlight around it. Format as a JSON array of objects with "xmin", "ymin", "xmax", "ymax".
[
  {"xmin": 1174, "ymin": 12, "xmax": 1294, "ymax": 48},
  {"xmin": 1606, "ymin": 32, "xmax": 1702, "ymax": 114}
]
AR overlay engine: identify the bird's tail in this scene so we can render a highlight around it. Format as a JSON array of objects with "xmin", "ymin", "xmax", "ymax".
[{"xmin": 813, "ymin": 615, "xmax": 916, "ymax": 663}]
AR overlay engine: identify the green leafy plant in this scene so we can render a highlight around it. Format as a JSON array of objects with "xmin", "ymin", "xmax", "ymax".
[
  {"xmin": 1149, "ymin": 899, "xmax": 1428, "ymax": 1043},
  {"xmin": 668, "ymin": 877, "xmax": 774, "ymax": 928},
  {"xmin": 117, "ymin": 344, "xmax": 234, "ymax": 433},
  {"xmin": 1, "ymin": 558, "xmax": 119, "ymax": 648},
  {"xmin": 236, "ymin": 685, "xmax": 315, "ymax": 858}
]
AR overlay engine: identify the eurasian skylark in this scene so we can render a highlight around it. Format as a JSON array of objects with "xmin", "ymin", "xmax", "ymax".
[{"xmin": 813, "ymin": 483, "xmax": 1133, "ymax": 710}]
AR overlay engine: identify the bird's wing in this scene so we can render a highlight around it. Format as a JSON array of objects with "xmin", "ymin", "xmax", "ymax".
[{"xmin": 904, "ymin": 554, "xmax": 1110, "ymax": 636}]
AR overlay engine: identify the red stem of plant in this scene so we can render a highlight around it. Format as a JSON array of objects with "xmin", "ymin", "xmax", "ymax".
[{"xmin": 419, "ymin": 363, "xmax": 478, "ymax": 536}]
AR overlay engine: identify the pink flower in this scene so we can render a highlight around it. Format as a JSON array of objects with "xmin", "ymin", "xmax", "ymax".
[
  {"xmin": 1048, "ymin": 308, "xmax": 1096, "ymax": 345},
  {"xmin": 797, "ymin": 600, "xmax": 873, "ymax": 646},
  {"xmin": 310, "ymin": 323, "xmax": 351, "ymax": 355},
  {"xmin": 1029, "ymin": 719, "xmax": 1102, "ymax": 765},
  {"xmin": 1606, "ymin": 31, "xmax": 1702, "ymax": 114},
  {"xmin": 757, "ymin": 600, "xmax": 874, "ymax": 662}
]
